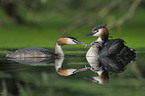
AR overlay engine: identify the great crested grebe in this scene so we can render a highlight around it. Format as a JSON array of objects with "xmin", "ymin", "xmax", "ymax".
[
  {"xmin": 85, "ymin": 24, "xmax": 136, "ymax": 58},
  {"xmin": 6, "ymin": 36, "xmax": 86, "ymax": 58}
]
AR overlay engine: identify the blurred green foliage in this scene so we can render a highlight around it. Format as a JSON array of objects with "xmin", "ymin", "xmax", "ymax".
[{"xmin": 0, "ymin": 0, "xmax": 145, "ymax": 49}]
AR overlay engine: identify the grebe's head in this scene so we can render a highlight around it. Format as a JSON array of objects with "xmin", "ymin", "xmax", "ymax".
[
  {"xmin": 85, "ymin": 24, "xmax": 109, "ymax": 41},
  {"xmin": 56, "ymin": 36, "xmax": 86, "ymax": 46}
]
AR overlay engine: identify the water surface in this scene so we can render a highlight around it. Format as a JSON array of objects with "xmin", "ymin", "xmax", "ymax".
[{"xmin": 0, "ymin": 49, "xmax": 145, "ymax": 96}]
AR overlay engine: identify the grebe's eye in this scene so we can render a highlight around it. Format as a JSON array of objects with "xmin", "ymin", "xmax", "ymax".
[
  {"xmin": 94, "ymin": 30, "xmax": 98, "ymax": 32},
  {"xmin": 73, "ymin": 39, "xmax": 77, "ymax": 43}
]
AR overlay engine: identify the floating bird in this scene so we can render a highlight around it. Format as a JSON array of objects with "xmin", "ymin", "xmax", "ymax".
[
  {"xmin": 6, "ymin": 36, "xmax": 86, "ymax": 58},
  {"xmin": 85, "ymin": 24, "xmax": 136, "ymax": 60}
]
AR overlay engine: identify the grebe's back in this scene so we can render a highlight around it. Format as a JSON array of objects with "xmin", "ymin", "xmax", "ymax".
[
  {"xmin": 6, "ymin": 47, "xmax": 56, "ymax": 58},
  {"xmin": 100, "ymin": 39, "xmax": 136, "ymax": 60},
  {"xmin": 100, "ymin": 39, "xmax": 124, "ymax": 56}
]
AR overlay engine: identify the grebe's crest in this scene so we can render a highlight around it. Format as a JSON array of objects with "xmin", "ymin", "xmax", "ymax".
[
  {"xmin": 92, "ymin": 24, "xmax": 107, "ymax": 32},
  {"xmin": 64, "ymin": 36, "xmax": 78, "ymax": 41}
]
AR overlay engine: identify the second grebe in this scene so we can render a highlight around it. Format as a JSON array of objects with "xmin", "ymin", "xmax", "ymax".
[
  {"xmin": 6, "ymin": 36, "xmax": 86, "ymax": 58},
  {"xmin": 85, "ymin": 24, "xmax": 136, "ymax": 58}
]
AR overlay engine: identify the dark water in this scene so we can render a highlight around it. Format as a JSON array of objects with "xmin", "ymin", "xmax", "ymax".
[{"xmin": 0, "ymin": 49, "xmax": 145, "ymax": 96}]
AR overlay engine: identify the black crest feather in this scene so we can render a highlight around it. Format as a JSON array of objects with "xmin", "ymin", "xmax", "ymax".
[
  {"xmin": 64, "ymin": 36, "xmax": 78, "ymax": 41},
  {"xmin": 92, "ymin": 24, "xmax": 107, "ymax": 31}
]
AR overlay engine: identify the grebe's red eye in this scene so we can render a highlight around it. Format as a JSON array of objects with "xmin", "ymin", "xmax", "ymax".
[
  {"xmin": 94, "ymin": 30, "xmax": 98, "ymax": 32},
  {"xmin": 73, "ymin": 39, "xmax": 77, "ymax": 43}
]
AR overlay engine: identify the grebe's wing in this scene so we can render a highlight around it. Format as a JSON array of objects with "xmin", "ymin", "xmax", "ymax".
[
  {"xmin": 6, "ymin": 47, "xmax": 56, "ymax": 58},
  {"xmin": 100, "ymin": 39, "xmax": 125, "ymax": 56}
]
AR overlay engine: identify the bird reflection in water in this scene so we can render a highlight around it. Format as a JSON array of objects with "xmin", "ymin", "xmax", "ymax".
[
  {"xmin": 55, "ymin": 51, "xmax": 136, "ymax": 85},
  {"xmin": 7, "ymin": 57, "xmax": 55, "ymax": 65},
  {"xmin": 7, "ymin": 52, "xmax": 136, "ymax": 85},
  {"xmin": 55, "ymin": 54, "xmax": 135, "ymax": 84},
  {"xmin": 85, "ymin": 56, "xmax": 134, "ymax": 84},
  {"xmin": 55, "ymin": 57, "xmax": 89, "ymax": 76}
]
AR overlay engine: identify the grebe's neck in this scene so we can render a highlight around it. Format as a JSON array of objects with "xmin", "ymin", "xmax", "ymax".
[
  {"xmin": 55, "ymin": 43, "xmax": 64, "ymax": 57},
  {"xmin": 96, "ymin": 37, "xmax": 104, "ymax": 43},
  {"xmin": 86, "ymin": 37, "xmax": 103, "ymax": 57},
  {"xmin": 86, "ymin": 46, "xmax": 100, "ymax": 57},
  {"xmin": 97, "ymin": 28, "xmax": 109, "ymax": 42}
]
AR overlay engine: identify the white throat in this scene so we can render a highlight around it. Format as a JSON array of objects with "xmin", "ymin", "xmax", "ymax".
[
  {"xmin": 97, "ymin": 37, "xmax": 104, "ymax": 43},
  {"xmin": 55, "ymin": 43, "xmax": 64, "ymax": 57}
]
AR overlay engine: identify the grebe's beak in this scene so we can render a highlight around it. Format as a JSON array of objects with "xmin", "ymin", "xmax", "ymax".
[
  {"xmin": 85, "ymin": 32, "xmax": 94, "ymax": 36},
  {"xmin": 76, "ymin": 41, "xmax": 87, "ymax": 45}
]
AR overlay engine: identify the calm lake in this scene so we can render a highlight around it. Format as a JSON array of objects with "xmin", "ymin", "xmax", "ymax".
[{"xmin": 0, "ymin": 48, "xmax": 145, "ymax": 96}]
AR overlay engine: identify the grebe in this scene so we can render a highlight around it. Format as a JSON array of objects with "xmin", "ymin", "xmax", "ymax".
[
  {"xmin": 85, "ymin": 24, "xmax": 136, "ymax": 59},
  {"xmin": 6, "ymin": 36, "xmax": 86, "ymax": 58}
]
